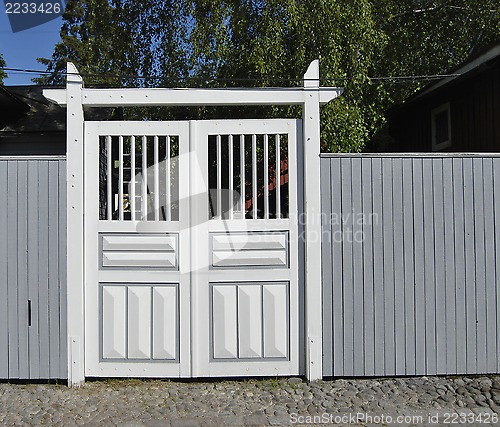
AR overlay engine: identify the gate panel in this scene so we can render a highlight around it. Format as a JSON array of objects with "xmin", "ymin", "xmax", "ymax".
[
  {"xmin": 84, "ymin": 122, "xmax": 190, "ymax": 377},
  {"xmin": 192, "ymin": 120, "xmax": 300, "ymax": 377}
]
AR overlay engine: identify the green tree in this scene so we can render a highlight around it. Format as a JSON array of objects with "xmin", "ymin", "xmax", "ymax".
[
  {"xmin": 0, "ymin": 53, "xmax": 6, "ymax": 84},
  {"xmin": 37, "ymin": 0, "xmax": 500, "ymax": 151}
]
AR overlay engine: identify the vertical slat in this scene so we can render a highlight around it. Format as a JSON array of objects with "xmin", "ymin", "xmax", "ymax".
[
  {"xmin": 165, "ymin": 136, "xmax": 171, "ymax": 221},
  {"xmin": 229, "ymin": 135, "xmax": 234, "ymax": 220},
  {"xmin": 275, "ymin": 134, "xmax": 281, "ymax": 219},
  {"xmin": 106, "ymin": 136, "xmax": 112, "ymax": 220},
  {"xmin": 48, "ymin": 162, "xmax": 60, "ymax": 378},
  {"xmin": 341, "ymin": 159, "xmax": 354, "ymax": 375},
  {"xmin": 130, "ymin": 136, "xmax": 136, "ymax": 221},
  {"xmin": 493, "ymin": 159, "xmax": 500, "ymax": 373},
  {"xmin": 371, "ymin": 158, "xmax": 385, "ymax": 375},
  {"xmin": 453, "ymin": 158, "xmax": 467, "ymax": 374},
  {"xmin": 58, "ymin": 160, "xmax": 68, "ymax": 378},
  {"xmin": 27, "ymin": 162, "xmax": 40, "ymax": 379},
  {"xmin": 154, "ymin": 136, "xmax": 160, "ymax": 221},
  {"xmin": 331, "ymin": 158, "xmax": 344, "ymax": 376},
  {"xmin": 240, "ymin": 135, "xmax": 245, "ymax": 218},
  {"xmin": 252, "ymin": 135, "xmax": 257, "ymax": 219},
  {"xmin": 443, "ymin": 158, "xmax": 457, "ymax": 374},
  {"xmin": 463, "ymin": 158, "xmax": 477, "ymax": 373},
  {"xmin": 382, "ymin": 158, "xmax": 395, "ymax": 375},
  {"xmin": 7, "ymin": 162, "xmax": 19, "ymax": 378},
  {"xmin": 0, "ymin": 161, "xmax": 7, "ymax": 377},
  {"xmin": 361, "ymin": 159, "xmax": 375, "ymax": 376},
  {"xmin": 392, "ymin": 158, "xmax": 405, "ymax": 375},
  {"xmin": 402, "ymin": 158, "xmax": 416, "ymax": 375},
  {"xmin": 321, "ymin": 159, "xmax": 333, "ymax": 376},
  {"xmin": 433, "ymin": 159, "xmax": 446, "ymax": 374},
  {"xmin": 482, "ymin": 158, "xmax": 497, "ymax": 373},
  {"xmin": 473, "ymin": 158, "xmax": 487, "ymax": 373},
  {"xmin": 351, "ymin": 158, "xmax": 364, "ymax": 375},
  {"xmin": 118, "ymin": 135, "xmax": 124, "ymax": 221},
  {"xmin": 17, "ymin": 162, "xmax": 29, "ymax": 378},
  {"xmin": 413, "ymin": 158, "xmax": 426, "ymax": 375},
  {"xmin": 217, "ymin": 135, "xmax": 222, "ymax": 219},
  {"xmin": 422, "ymin": 158, "xmax": 436, "ymax": 374},
  {"xmin": 264, "ymin": 134, "xmax": 269, "ymax": 219},
  {"xmin": 38, "ymin": 161, "xmax": 50, "ymax": 377},
  {"xmin": 142, "ymin": 135, "xmax": 148, "ymax": 220}
]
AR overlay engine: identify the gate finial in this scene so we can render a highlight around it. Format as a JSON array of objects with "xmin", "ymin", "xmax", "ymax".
[
  {"xmin": 67, "ymin": 62, "xmax": 83, "ymax": 85},
  {"xmin": 303, "ymin": 60, "xmax": 320, "ymax": 88}
]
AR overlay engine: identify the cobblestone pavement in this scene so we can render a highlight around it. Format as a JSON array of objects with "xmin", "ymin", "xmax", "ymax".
[{"xmin": 0, "ymin": 376, "xmax": 500, "ymax": 426}]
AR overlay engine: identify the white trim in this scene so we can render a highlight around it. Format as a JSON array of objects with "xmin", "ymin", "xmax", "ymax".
[
  {"xmin": 431, "ymin": 102, "xmax": 452, "ymax": 151},
  {"xmin": 43, "ymin": 87, "xmax": 342, "ymax": 108},
  {"xmin": 66, "ymin": 63, "xmax": 85, "ymax": 387},
  {"xmin": 302, "ymin": 60, "xmax": 323, "ymax": 381}
]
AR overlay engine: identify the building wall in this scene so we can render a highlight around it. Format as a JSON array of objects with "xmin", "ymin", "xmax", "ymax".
[
  {"xmin": 321, "ymin": 154, "xmax": 500, "ymax": 377},
  {"xmin": 0, "ymin": 157, "xmax": 67, "ymax": 379},
  {"xmin": 389, "ymin": 61, "xmax": 500, "ymax": 152}
]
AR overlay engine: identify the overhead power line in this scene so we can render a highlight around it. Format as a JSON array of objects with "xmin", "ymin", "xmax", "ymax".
[{"xmin": 0, "ymin": 66, "xmax": 463, "ymax": 85}]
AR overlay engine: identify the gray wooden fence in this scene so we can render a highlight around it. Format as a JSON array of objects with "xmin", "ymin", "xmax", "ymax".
[
  {"xmin": 321, "ymin": 154, "xmax": 500, "ymax": 377},
  {"xmin": 0, "ymin": 157, "xmax": 67, "ymax": 379}
]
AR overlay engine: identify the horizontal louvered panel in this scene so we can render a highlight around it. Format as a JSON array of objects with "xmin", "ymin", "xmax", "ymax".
[
  {"xmin": 102, "ymin": 234, "xmax": 177, "ymax": 252},
  {"xmin": 102, "ymin": 252, "xmax": 177, "ymax": 268},
  {"xmin": 212, "ymin": 233, "xmax": 287, "ymax": 251},
  {"xmin": 213, "ymin": 250, "xmax": 287, "ymax": 268}
]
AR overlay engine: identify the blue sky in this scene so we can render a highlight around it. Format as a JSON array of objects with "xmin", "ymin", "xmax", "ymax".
[{"xmin": 0, "ymin": 4, "xmax": 63, "ymax": 85}]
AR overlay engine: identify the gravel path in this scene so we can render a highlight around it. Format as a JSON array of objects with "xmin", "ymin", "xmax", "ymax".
[{"xmin": 0, "ymin": 376, "xmax": 499, "ymax": 426}]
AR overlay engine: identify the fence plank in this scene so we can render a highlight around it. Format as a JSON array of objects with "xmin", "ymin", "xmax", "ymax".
[{"xmin": 0, "ymin": 162, "xmax": 8, "ymax": 377}]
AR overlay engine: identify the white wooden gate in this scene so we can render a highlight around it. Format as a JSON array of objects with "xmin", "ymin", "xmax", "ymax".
[{"xmin": 84, "ymin": 119, "xmax": 300, "ymax": 377}]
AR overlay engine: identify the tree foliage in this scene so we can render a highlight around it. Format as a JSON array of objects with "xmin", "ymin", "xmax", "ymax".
[
  {"xmin": 0, "ymin": 53, "xmax": 6, "ymax": 84},
  {"xmin": 37, "ymin": 0, "xmax": 500, "ymax": 151}
]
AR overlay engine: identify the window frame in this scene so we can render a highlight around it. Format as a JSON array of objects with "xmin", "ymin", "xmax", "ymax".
[{"xmin": 431, "ymin": 102, "xmax": 452, "ymax": 151}]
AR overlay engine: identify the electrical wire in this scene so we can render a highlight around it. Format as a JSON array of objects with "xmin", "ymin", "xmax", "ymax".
[{"xmin": 0, "ymin": 66, "xmax": 463, "ymax": 84}]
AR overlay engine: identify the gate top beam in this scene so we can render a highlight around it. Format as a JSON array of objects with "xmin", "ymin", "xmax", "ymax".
[{"xmin": 43, "ymin": 62, "xmax": 342, "ymax": 108}]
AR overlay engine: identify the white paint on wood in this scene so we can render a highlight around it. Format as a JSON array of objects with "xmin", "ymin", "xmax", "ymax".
[
  {"xmin": 238, "ymin": 285, "xmax": 262, "ymax": 358},
  {"xmin": 213, "ymin": 250, "xmax": 287, "ymax": 268},
  {"xmin": 102, "ymin": 286, "xmax": 126, "ymax": 359},
  {"xmin": 263, "ymin": 284, "xmax": 288, "ymax": 358},
  {"xmin": 102, "ymin": 252, "xmax": 177, "ymax": 268},
  {"xmin": 212, "ymin": 286, "xmax": 238, "ymax": 359},
  {"xmin": 212, "ymin": 233, "xmax": 286, "ymax": 251},
  {"xmin": 152, "ymin": 287, "xmax": 177, "ymax": 359},
  {"xmin": 127, "ymin": 286, "xmax": 151, "ymax": 359},
  {"xmin": 102, "ymin": 234, "xmax": 177, "ymax": 251}
]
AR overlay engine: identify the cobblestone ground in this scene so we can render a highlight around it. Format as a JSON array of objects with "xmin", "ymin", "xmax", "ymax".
[{"xmin": 0, "ymin": 376, "xmax": 500, "ymax": 426}]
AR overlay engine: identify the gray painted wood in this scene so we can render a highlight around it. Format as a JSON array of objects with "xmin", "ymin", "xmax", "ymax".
[
  {"xmin": 321, "ymin": 155, "xmax": 500, "ymax": 377},
  {"xmin": 0, "ymin": 161, "xmax": 8, "ymax": 377},
  {"xmin": 0, "ymin": 158, "xmax": 67, "ymax": 380}
]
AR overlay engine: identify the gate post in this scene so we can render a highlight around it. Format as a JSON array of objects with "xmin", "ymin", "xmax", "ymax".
[
  {"xmin": 303, "ymin": 60, "xmax": 323, "ymax": 381},
  {"xmin": 66, "ymin": 63, "xmax": 85, "ymax": 386}
]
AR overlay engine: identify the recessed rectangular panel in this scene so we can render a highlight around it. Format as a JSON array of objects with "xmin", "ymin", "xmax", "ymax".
[
  {"xmin": 212, "ymin": 286, "xmax": 238, "ymax": 359},
  {"xmin": 102, "ymin": 235, "xmax": 177, "ymax": 251},
  {"xmin": 102, "ymin": 252, "xmax": 177, "ymax": 268},
  {"xmin": 212, "ymin": 233, "xmax": 287, "ymax": 251},
  {"xmin": 153, "ymin": 286, "xmax": 177, "ymax": 360},
  {"xmin": 127, "ymin": 287, "xmax": 152, "ymax": 359},
  {"xmin": 213, "ymin": 250, "xmax": 287, "ymax": 268},
  {"xmin": 238, "ymin": 285, "xmax": 263, "ymax": 358},
  {"xmin": 102, "ymin": 286, "xmax": 127, "ymax": 359},
  {"xmin": 263, "ymin": 284, "xmax": 289, "ymax": 358}
]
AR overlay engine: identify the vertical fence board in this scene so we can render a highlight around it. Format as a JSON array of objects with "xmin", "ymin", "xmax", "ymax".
[
  {"xmin": 322, "ymin": 154, "xmax": 500, "ymax": 377},
  {"xmin": 7, "ymin": 162, "xmax": 19, "ymax": 378},
  {"xmin": 17, "ymin": 161, "xmax": 29, "ymax": 378},
  {"xmin": 361, "ymin": 159, "xmax": 375, "ymax": 376},
  {"xmin": 0, "ymin": 162, "xmax": 8, "ymax": 377},
  {"xmin": 58, "ymin": 162, "xmax": 68, "ymax": 379}
]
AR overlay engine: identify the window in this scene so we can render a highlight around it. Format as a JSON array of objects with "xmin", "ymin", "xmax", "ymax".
[{"xmin": 431, "ymin": 102, "xmax": 451, "ymax": 151}]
